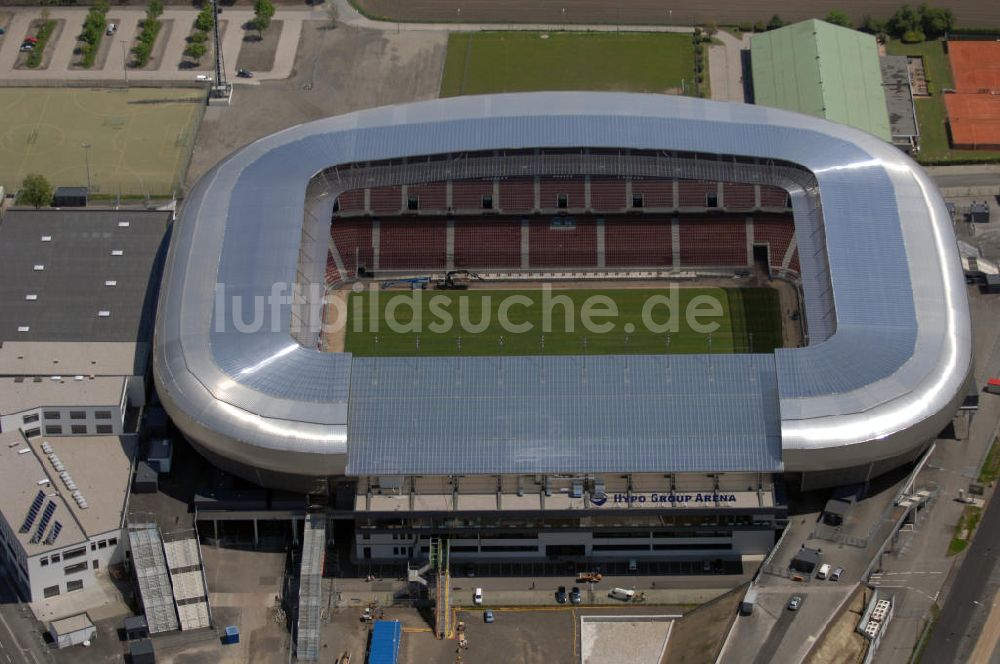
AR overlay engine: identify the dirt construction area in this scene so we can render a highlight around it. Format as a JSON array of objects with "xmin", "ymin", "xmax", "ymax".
[
  {"xmin": 185, "ymin": 21, "xmax": 446, "ymax": 186},
  {"xmin": 352, "ymin": 0, "xmax": 1000, "ymax": 28}
]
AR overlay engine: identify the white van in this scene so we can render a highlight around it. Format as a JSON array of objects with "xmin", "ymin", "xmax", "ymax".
[
  {"xmin": 609, "ymin": 587, "xmax": 635, "ymax": 601},
  {"xmin": 816, "ymin": 563, "xmax": 831, "ymax": 580},
  {"xmin": 473, "ymin": 588, "xmax": 483, "ymax": 605}
]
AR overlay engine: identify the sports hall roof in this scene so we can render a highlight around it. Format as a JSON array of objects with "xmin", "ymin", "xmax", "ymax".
[
  {"xmin": 154, "ymin": 92, "xmax": 970, "ymax": 481},
  {"xmin": 751, "ymin": 20, "xmax": 892, "ymax": 142},
  {"xmin": 0, "ymin": 210, "xmax": 170, "ymax": 344}
]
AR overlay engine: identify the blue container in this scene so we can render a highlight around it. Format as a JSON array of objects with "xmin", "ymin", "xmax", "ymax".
[
  {"xmin": 368, "ymin": 620, "xmax": 401, "ymax": 664},
  {"xmin": 222, "ymin": 626, "xmax": 240, "ymax": 645}
]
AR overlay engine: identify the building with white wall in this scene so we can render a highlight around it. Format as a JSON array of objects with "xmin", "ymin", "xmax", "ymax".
[{"xmin": 0, "ymin": 430, "xmax": 136, "ymax": 602}]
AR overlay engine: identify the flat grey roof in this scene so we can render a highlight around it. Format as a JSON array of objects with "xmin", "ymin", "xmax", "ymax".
[
  {"xmin": 0, "ymin": 210, "xmax": 170, "ymax": 344},
  {"xmin": 154, "ymin": 92, "xmax": 971, "ymax": 480},
  {"xmin": 881, "ymin": 56, "xmax": 919, "ymax": 139},
  {"xmin": 0, "ymin": 375, "xmax": 125, "ymax": 416},
  {"xmin": 0, "ymin": 341, "xmax": 148, "ymax": 377}
]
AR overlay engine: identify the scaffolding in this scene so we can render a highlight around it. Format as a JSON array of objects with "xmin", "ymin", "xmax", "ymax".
[
  {"xmin": 431, "ymin": 538, "xmax": 451, "ymax": 639},
  {"xmin": 296, "ymin": 514, "xmax": 327, "ymax": 661},
  {"xmin": 127, "ymin": 523, "xmax": 179, "ymax": 634},
  {"xmin": 163, "ymin": 532, "xmax": 212, "ymax": 631}
]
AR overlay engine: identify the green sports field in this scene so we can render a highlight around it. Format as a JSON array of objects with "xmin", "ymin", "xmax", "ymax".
[
  {"xmin": 0, "ymin": 88, "xmax": 206, "ymax": 197},
  {"xmin": 344, "ymin": 287, "xmax": 781, "ymax": 357},
  {"xmin": 440, "ymin": 31, "xmax": 696, "ymax": 97}
]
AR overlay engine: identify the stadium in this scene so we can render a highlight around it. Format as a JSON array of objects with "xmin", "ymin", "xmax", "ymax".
[{"xmin": 154, "ymin": 92, "xmax": 971, "ymax": 562}]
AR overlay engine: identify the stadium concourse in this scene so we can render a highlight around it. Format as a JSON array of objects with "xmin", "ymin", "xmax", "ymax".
[{"xmin": 154, "ymin": 92, "xmax": 970, "ymax": 565}]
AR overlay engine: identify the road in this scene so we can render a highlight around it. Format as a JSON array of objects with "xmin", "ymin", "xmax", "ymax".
[
  {"xmin": 0, "ymin": 569, "xmax": 46, "ymax": 664},
  {"xmin": 928, "ymin": 166, "xmax": 1000, "ymax": 190},
  {"xmin": 751, "ymin": 594, "xmax": 803, "ymax": 664},
  {"xmin": 921, "ymin": 482, "xmax": 1000, "ymax": 663}
]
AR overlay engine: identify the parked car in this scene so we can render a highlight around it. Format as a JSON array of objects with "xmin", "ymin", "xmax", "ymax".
[
  {"xmin": 787, "ymin": 595, "xmax": 803, "ymax": 611},
  {"xmin": 236, "ymin": 68, "xmax": 254, "ymax": 78},
  {"xmin": 19, "ymin": 43, "xmax": 33, "ymax": 52},
  {"xmin": 609, "ymin": 587, "xmax": 635, "ymax": 602},
  {"xmin": 483, "ymin": 610, "xmax": 494, "ymax": 624},
  {"xmin": 569, "ymin": 587, "xmax": 582, "ymax": 604},
  {"xmin": 0, "ymin": 27, "xmax": 6, "ymax": 35},
  {"xmin": 702, "ymin": 560, "xmax": 712, "ymax": 573},
  {"xmin": 195, "ymin": 74, "xmax": 212, "ymax": 81},
  {"xmin": 555, "ymin": 586, "xmax": 567, "ymax": 604},
  {"xmin": 473, "ymin": 588, "xmax": 483, "ymax": 606},
  {"xmin": 816, "ymin": 563, "xmax": 831, "ymax": 580},
  {"xmin": 23, "ymin": 36, "xmax": 38, "ymax": 43},
  {"xmin": 106, "ymin": 23, "xmax": 116, "ymax": 36},
  {"xmin": 464, "ymin": 564, "xmax": 475, "ymax": 577},
  {"xmin": 830, "ymin": 567, "xmax": 844, "ymax": 582},
  {"xmin": 628, "ymin": 559, "xmax": 638, "ymax": 573}
]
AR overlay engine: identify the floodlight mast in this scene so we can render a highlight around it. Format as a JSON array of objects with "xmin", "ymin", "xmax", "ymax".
[{"xmin": 211, "ymin": 0, "xmax": 229, "ymax": 97}]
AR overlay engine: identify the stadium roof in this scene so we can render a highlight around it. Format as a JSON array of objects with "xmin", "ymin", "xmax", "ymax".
[
  {"xmin": 751, "ymin": 20, "xmax": 892, "ymax": 142},
  {"xmin": 154, "ymin": 92, "xmax": 970, "ymax": 484},
  {"xmin": 0, "ymin": 210, "xmax": 170, "ymax": 344}
]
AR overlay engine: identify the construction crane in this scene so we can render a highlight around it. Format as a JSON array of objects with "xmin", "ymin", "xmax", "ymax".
[{"xmin": 436, "ymin": 270, "xmax": 484, "ymax": 290}]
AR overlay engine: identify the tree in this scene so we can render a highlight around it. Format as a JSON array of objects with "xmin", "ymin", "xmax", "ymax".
[
  {"xmin": 195, "ymin": 6, "xmax": 215, "ymax": 33},
  {"xmin": 887, "ymin": 4, "xmax": 921, "ymax": 38},
  {"xmin": 753, "ymin": 20, "xmax": 766, "ymax": 32},
  {"xmin": 19, "ymin": 174, "xmax": 52, "ymax": 209},
  {"xmin": 249, "ymin": 15, "xmax": 269, "ymax": 37},
  {"xmin": 184, "ymin": 41, "xmax": 207, "ymax": 63},
  {"xmin": 254, "ymin": 0, "xmax": 276, "ymax": 22},
  {"xmin": 766, "ymin": 14, "xmax": 785, "ymax": 30},
  {"xmin": 859, "ymin": 14, "xmax": 885, "ymax": 34},
  {"xmin": 824, "ymin": 10, "xmax": 852, "ymax": 27},
  {"xmin": 189, "ymin": 30, "xmax": 208, "ymax": 43},
  {"xmin": 148, "ymin": 0, "xmax": 164, "ymax": 20},
  {"xmin": 920, "ymin": 4, "xmax": 955, "ymax": 38},
  {"xmin": 251, "ymin": 0, "xmax": 275, "ymax": 37}
]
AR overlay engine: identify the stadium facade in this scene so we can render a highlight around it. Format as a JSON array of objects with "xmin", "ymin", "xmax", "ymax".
[{"xmin": 154, "ymin": 92, "xmax": 971, "ymax": 562}]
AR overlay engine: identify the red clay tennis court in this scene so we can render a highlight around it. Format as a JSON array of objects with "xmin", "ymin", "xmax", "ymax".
[{"xmin": 945, "ymin": 41, "xmax": 1000, "ymax": 149}]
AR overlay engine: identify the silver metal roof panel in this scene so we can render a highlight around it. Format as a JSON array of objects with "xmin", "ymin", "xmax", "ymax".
[{"xmin": 153, "ymin": 92, "xmax": 971, "ymax": 482}]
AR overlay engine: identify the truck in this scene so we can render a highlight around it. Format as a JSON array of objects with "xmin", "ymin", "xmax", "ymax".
[
  {"xmin": 577, "ymin": 572, "xmax": 603, "ymax": 583},
  {"xmin": 739, "ymin": 588, "xmax": 758, "ymax": 616}
]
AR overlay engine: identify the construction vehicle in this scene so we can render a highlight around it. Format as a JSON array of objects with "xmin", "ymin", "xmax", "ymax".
[
  {"xmin": 380, "ymin": 277, "xmax": 430, "ymax": 290},
  {"xmin": 436, "ymin": 270, "xmax": 483, "ymax": 290},
  {"xmin": 577, "ymin": 572, "xmax": 603, "ymax": 583}
]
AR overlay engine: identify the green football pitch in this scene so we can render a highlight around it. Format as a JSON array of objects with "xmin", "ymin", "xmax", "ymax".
[
  {"xmin": 343, "ymin": 287, "xmax": 782, "ymax": 357},
  {"xmin": 440, "ymin": 32, "xmax": 696, "ymax": 97},
  {"xmin": 0, "ymin": 88, "xmax": 206, "ymax": 197}
]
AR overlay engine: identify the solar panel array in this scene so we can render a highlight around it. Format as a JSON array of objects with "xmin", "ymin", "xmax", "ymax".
[
  {"xmin": 19, "ymin": 490, "xmax": 45, "ymax": 533},
  {"xmin": 30, "ymin": 502, "xmax": 56, "ymax": 544}
]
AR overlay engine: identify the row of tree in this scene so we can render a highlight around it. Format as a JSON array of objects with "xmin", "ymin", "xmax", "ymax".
[
  {"xmin": 184, "ymin": 3, "xmax": 216, "ymax": 63},
  {"xmin": 824, "ymin": 3, "xmax": 954, "ymax": 41},
  {"xmin": 78, "ymin": 1, "xmax": 109, "ymax": 68},
  {"xmin": 132, "ymin": 0, "xmax": 164, "ymax": 68},
  {"xmin": 730, "ymin": 3, "xmax": 954, "ymax": 43}
]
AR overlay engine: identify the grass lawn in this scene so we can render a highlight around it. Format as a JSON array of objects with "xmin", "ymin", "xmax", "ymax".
[
  {"xmin": 0, "ymin": 87, "xmax": 205, "ymax": 197},
  {"xmin": 344, "ymin": 287, "xmax": 781, "ymax": 357},
  {"xmin": 948, "ymin": 504, "xmax": 983, "ymax": 556},
  {"xmin": 979, "ymin": 436, "xmax": 1000, "ymax": 486},
  {"xmin": 440, "ymin": 31, "xmax": 696, "ymax": 97},
  {"xmin": 887, "ymin": 39, "xmax": 1000, "ymax": 163}
]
